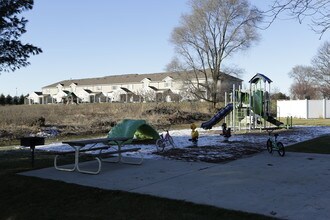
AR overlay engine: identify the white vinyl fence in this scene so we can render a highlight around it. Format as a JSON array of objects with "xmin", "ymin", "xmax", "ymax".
[{"xmin": 277, "ymin": 99, "xmax": 330, "ymax": 119}]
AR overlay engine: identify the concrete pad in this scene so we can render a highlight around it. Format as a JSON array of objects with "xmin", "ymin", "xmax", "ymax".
[
  {"xmin": 21, "ymin": 152, "xmax": 330, "ymax": 220},
  {"xmin": 21, "ymin": 158, "xmax": 216, "ymax": 191}
]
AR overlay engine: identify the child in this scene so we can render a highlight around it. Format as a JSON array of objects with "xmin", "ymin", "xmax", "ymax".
[
  {"xmin": 221, "ymin": 123, "xmax": 231, "ymax": 142},
  {"xmin": 189, "ymin": 123, "xmax": 199, "ymax": 145}
]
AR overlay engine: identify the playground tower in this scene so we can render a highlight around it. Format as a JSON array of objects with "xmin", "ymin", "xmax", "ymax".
[{"xmin": 248, "ymin": 73, "xmax": 283, "ymax": 130}]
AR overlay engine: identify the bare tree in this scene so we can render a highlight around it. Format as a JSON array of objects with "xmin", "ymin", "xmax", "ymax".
[
  {"xmin": 265, "ymin": 0, "xmax": 330, "ymax": 37},
  {"xmin": 312, "ymin": 41, "xmax": 330, "ymax": 98},
  {"xmin": 168, "ymin": 0, "xmax": 262, "ymax": 107},
  {"xmin": 136, "ymin": 88, "xmax": 156, "ymax": 102},
  {"xmin": 289, "ymin": 65, "xmax": 320, "ymax": 99}
]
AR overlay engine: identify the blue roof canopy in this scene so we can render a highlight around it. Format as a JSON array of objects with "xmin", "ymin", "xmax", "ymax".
[{"xmin": 249, "ymin": 73, "xmax": 272, "ymax": 84}]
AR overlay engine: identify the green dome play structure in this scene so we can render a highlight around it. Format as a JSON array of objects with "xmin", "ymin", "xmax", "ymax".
[{"xmin": 108, "ymin": 119, "xmax": 160, "ymax": 143}]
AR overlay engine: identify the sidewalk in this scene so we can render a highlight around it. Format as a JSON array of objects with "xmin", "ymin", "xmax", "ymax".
[{"xmin": 21, "ymin": 152, "xmax": 330, "ymax": 220}]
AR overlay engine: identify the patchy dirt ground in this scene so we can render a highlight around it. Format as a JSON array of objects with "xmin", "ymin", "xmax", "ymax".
[
  {"xmin": 148, "ymin": 126, "xmax": 330, "ymax": 163},
  {"xmin": 34, "ymin": 126, "xmax": 330, "ymax": 169}
]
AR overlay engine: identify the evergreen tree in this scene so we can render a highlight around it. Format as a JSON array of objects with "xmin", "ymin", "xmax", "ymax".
[
  {"xmin": 0, "ymin": 94, "xmax": 6, "ymax": 105},
  {"xmin": 0, "ymin": 0, "xmax": 42, "ymax": 73},
  {"xmin": 5, "ymin": 94, "xmax": 13, "ymax": 104},
  {"xmin": 13, "ymin": 95, "xmax": 19, "ymax": 104},
  {"xmin": 19, "ymin": 94, "xmax": 25, "ymax": 104}
]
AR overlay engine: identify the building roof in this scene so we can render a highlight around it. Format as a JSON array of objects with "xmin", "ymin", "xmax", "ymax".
[
  {"xmin": 42, "ymin": 70, "xmax": 243, "ymax": 89},
  {"xmin": 148, "ymin": 86, "xmax": 171, "ymax": 93},
  {"xmin": 120, "ymin": 87, "xmax": 135, "ymax": 94}
]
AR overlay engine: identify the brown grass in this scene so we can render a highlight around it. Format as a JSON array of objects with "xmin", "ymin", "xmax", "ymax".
[
  {"xmin": 0, "ymin": 102, "xmax": 211, "ymax": 125},
  {"xmin": 0, "ymin": 102, "xmax": 213, "ymax": 145},
  {"xmin": 2, "ymin": 102, "xmax": 329, "ymax": 146}
]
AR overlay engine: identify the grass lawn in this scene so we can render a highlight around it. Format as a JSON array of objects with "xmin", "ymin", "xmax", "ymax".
[
  {"xmin": 0, "ymin": 147, "xmax": 275, "ymax": 220},
  {"xmin": 286, "ymin": 134, "xmax": 330, "ymax": 154},
  {"xmin": 279, "ymin": 118, "xmax": 330, "ymax": 126}
]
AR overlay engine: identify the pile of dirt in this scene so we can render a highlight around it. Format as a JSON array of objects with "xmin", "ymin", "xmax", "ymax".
[{"xmin": 154, "ymin": 142, "xmax": 264, "ymax": 163}]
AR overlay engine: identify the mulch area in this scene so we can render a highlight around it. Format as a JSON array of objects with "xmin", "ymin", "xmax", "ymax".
[{"xmin": 154, "ymin": 141, "xmax": 265, "ymax": 163}]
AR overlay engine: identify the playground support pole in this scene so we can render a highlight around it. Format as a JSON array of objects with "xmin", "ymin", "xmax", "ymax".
[
  {"xmin": 238, "ymin": 85, "xmax": 242, "ymax": 131},
  {"xmin": 232, "ymin": 84, "xmax": 236, "ymax": 132},
  {"xmin": 224, "ymin": 92, "xmax": 227, "ymax": 125},
  {"xmin": 269, "ymin": 83, "xmax": 271, "ymax": 116},
  {"xmin": 286, "ymin": 116, "xmax": 293, "ymax": 129},
  {"xmin": 230, "ymin": 92, "xmax": 233, "ymax": 129},
  {"xmin": 263, "ymin": 79, "xmax": 267, "ymax": 130},
  {"xmin": 238, "ymin": 85, "xmax": 241, "ymax": 131},
  {"xmin": 323, "ymin": 99, "xmax": 326, "ymax": 119},
  {"xmin": 249, "ymin": 83, "xmax": 252, "ymax": 131}
]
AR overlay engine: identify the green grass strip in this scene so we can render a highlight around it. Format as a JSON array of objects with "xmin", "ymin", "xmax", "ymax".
[{"xmin": 287, "ymin": 134, "xmax": 330, "ymax": 154}]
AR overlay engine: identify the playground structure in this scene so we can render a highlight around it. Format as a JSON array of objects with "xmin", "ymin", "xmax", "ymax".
[
  {"xmin": 109, "ymin": 74, "xmax": 285, "ymax": 147},
  {"xmin": 201, "ymin": 73, "xmax": 284, "ymax": 131}
]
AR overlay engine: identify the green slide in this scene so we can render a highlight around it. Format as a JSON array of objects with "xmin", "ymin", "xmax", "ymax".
[
  {"xmin": 252, "ymin": 90, "xmax": 283, "ymax": 127},
  {"xmin": 108, "ymin": 119, "xmax": 160, "ymax": 143},
  {"xmin": 252, "ymin": 90, "xmax": 263, "ymax": 116},
  {"xmin": 265, "ymin": 115, "xmax": 283, "ymax": 127}
]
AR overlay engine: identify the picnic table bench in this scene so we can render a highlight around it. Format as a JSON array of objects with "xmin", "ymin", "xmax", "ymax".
[{"xmin": 54, "ymin": 137, "xmax": 143, "ymax": 174}]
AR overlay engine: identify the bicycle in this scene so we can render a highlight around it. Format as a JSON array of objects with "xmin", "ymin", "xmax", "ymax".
[
  {"xmin": 266, "ymin": 130, "xmax": 285, "ymax": 157},
  {"xmin": 156, "ymin": 130, "xmax": 176, "ymax": 152}
]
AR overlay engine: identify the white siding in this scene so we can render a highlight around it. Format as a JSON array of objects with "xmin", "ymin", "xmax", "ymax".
[
  {"xmin": 75, "ymin": 90, "xmax": 90, "ymax": 102},
  {"xmin": 27, "ymin": 93, "xmax": 42, "ymax": 104}
]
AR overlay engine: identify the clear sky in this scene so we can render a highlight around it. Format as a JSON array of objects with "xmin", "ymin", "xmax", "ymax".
[{"xmin": 1, "ymin": 0, "xmax": 329, "ymax": 96}]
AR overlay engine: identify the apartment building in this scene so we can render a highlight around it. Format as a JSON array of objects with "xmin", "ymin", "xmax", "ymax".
[{"xmin": 26, "ymin": 71, "xmax": 242, "ymax": 104}]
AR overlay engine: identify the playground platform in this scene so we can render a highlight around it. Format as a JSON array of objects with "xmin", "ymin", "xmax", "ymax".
[{"xmin": 21, "ymin": 152, "xmax": 330, "ymax": 220}]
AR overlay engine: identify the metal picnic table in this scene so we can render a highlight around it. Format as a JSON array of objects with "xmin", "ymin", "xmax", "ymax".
[{"xmin": 54, "ymin": 137, "xmax": 143, "ymax": 174}]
